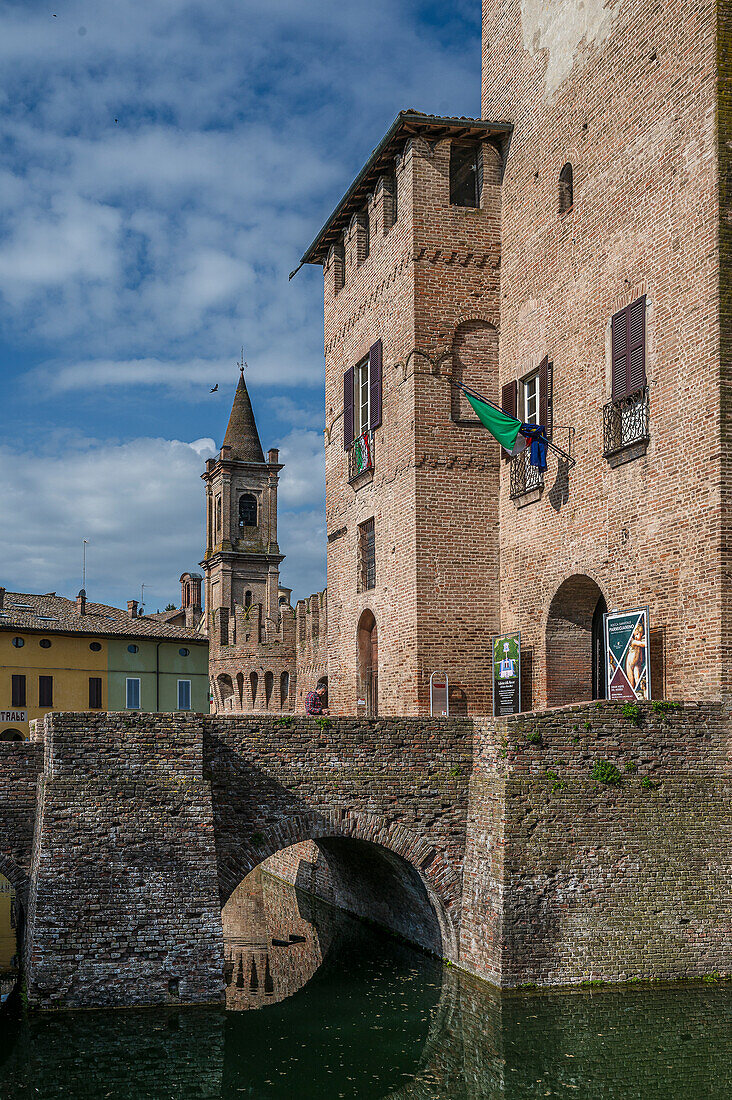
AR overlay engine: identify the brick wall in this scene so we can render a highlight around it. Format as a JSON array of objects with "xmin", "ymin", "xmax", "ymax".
[
  {"xmin": 24, "ymin": 713, "xmax": 224, "ymax": 1009},
  {"xmin": 481, "ymin": 0, "xmax": 723, "ymax": 705},
  {"xmin": 0, "ymin": 741, "xmax": 43, "ymax": 897}
]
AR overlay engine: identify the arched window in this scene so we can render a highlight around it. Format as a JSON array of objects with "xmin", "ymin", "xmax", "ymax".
[
  {"xmin": 280, "ymin": 671, "xmax": 290, "ymax": 708},
  {"xmin": 264, "ymin": 671, "xmax": 274, "ymax": 709},
  {"xmin": 250, "ymin": 671, "xmax": 258, "ymax": 707},
  {"xmin": 244, "ymin": 590, "xmax": 253, "ymax": 608},
  {"xmin": 559, "ymin": 163, "xmax": 573, "ymax": 214},
  {"xmin": 239, "ymin": 493, "xmax": 257, "ymax": 528}
]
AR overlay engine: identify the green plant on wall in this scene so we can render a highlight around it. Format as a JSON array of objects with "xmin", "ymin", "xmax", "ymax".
[
  {"xmin": 590, "ymin": 759, "xmax": 622, "ymax": 786},
  {"xmin": 526, "ymin": 729, "xmax": 542, "ymax": 746},
  {"xmin": 277, "ymin": 715, "xmax": 294, "ymax": 728},
  {"xmin": 315, "ymin": 716, "xmax": 331, "ymax": 730},
  {"xmin": 621, "ymin": 703, "xmax": 642, "ymax": 726},
  {"xmin": 651, "ymin": 700, "xmax": 680, "ymax": 717}
]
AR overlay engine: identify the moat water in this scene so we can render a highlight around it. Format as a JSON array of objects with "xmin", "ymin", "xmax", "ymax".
[{"xmin": 0, "ymin": 870, "xmax": 730, "ymax": 1098}]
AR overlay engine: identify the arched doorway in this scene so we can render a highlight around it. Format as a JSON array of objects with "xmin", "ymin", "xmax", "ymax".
[
  {"xmin": 546, "ymin": 575, "xmax": 607, "ymax": 707},
  {"xmin": 0, "ymin": 730, "xmax": 23, "ymax": 742},
  {"xmin": 357, "ymin": 611, "xmax": 378, "ymax": 716}
]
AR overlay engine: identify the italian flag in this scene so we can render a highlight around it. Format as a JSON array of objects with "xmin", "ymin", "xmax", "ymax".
[{"xmin": 465, "ymin": 391, "xmax": 528, "ymax": 456}]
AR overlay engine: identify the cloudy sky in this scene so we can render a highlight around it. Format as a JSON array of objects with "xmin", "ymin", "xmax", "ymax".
[{"xmin": 0, "ymin": 0, "xmax": 481, "ymax": 611}]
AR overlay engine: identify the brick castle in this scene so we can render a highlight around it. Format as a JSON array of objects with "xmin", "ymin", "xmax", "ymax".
[{"xmin": 204, "ymin": 0, "xmax": 730, "ymax": 718}]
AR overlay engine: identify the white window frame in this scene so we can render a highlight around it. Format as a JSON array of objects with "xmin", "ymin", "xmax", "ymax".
[
  {"xmin": 177, "ymin": 679, "xmax": 192, "ymax": 711},
  {"xmin": 354, "ymin": 355, "xmax": 370, "ymax": 437},
  {"xmin": 522, "ymin": 371, "xmax": 539, "ymax": 425},
  {"xmin": 126, "ymin": 677, "xmax": 141, "ymax": 710}
]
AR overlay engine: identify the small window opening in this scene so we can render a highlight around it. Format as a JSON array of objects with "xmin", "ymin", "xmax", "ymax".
[
  {"xmin": 450, "ymin": 144, "xmax": 480, "ymax": 208},
  {"xmin": 358, "ymin": 518, "xmax": 376, "ymax": 592},
  {"xmin": 559, "ymin": 163, "xmax": 573, "ymax": 214},
  {"xmin": 239, "ymin": 493, "xmax": 257, "ymax": 528}
]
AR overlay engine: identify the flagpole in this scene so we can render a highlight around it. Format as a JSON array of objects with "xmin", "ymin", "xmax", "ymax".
[{"xmin": 450, "ymin": 379, "xmax": 576, "ymax": 468}]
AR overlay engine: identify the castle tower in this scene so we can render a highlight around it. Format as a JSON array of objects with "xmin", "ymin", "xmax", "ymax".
[
  {"xmin": 201, "ymin": 369, "xmax": 296, "ymax": 712},
  {"xmin": 300, "ymin": 112, "xmax": 510, "ymax": 716}
]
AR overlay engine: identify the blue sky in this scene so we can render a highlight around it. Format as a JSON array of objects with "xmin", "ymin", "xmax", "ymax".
[{"xmin": 0, "ymin": 0, "xmax": 481, "ymax": 611}]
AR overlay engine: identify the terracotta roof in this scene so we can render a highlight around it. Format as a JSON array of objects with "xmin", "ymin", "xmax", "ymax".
[
  {"xmin": 147, "ymin": 608, "xmax": 186, "ymax": 624},
  {"xmin": 0, "ymin": 591, "xmax": 207, "ymax": 643},
  {"xmin": 298, "ymin": 110, "xmax": 513, "ymax": 267},
  {"xmin": 223, "ymin": 372, "xmax": 265, "ymax": 463}
]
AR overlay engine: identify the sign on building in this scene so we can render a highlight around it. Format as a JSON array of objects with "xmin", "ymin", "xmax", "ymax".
[
  {"xmin": 604, "ymin": 607, "xmax": 651, "ymax": 701},
  {"xmin": 492, "ymin": 632, "xmax": 521, "ymax": 716},
  {"xmin": 0, "ymin": 711, "xmax": 27, "ymax": 723}
]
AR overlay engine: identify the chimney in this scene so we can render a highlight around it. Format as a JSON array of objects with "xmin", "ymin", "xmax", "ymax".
[
  {"xmin": 76, "ymin": 589, "xmax": 86, "ymax": 616},
  {"xmin": 267, "ymin": 448, "xmax": 279, "ymax": 464},
  {"xmin": 127, "ymin": 599, "xmax": 138, "ymax": 618},
  {"xmin": 0, "ymin": 587, "xmax": 4, "ymax": 611}
]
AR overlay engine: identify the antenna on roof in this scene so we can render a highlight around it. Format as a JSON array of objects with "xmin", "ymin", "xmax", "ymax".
[
  {"xmin": 82, "ymin": 539, "xmax": 89, "ymax": 592},
  {"xmin": 140, "ymin": 583, "xmax": 146, "ymax": 615}
]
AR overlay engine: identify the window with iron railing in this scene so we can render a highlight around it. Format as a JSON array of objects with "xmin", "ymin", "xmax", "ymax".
[
  {"xmin": 348, "ymin": 429, "xmax": 374, "ymax": 481},
  {"xmin": 603, "ymin": 387, "xmax": 649, "ymax": 457},
  {"xmin": 510, "ymin": 449, "xmax": 544, "ymax": 500}
]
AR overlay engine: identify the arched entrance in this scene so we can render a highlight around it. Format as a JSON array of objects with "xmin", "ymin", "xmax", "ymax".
[
  {"xmin": 357, "ymin": 610, "xmax": 378, "ymax": 716},
  {"xmin": 546, "ymin": 575, "xmax": 607, "ymax": 707}
]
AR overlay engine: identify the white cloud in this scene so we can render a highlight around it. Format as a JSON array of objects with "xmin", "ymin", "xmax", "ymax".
[{"xmin": 0, "ymin": 429, "xmax": 324, "ymax": 608}]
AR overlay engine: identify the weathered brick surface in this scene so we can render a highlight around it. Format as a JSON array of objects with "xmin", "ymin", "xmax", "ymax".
[
  {"xmin": 23, "ymin": 713, "xmax": 225, "ymax": 1009},
  {"xmin": 0, "ymin": 741, "xmax": 43, "ymax": 899},
  {"xmin": 1, "ymin": 706, "xmax": 728, "ymax": 1007}
]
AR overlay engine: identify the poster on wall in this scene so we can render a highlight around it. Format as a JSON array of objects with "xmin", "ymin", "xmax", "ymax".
[
  {"xmin": 604, "ymin": 607, "xmax": 651, "ymax": 701},
  {"xmin": 492, "ymin": 632, "xmax": 521, "ymax": 716}
]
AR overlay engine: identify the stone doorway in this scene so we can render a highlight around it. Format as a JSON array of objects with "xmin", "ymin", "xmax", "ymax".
[
  {"xmin": 546, "ymin": 575, "xmax": 607, "ymax": 707},
  {"xmin": 357, "ymin": 610, "xmax": 378, "ymax": 716}
]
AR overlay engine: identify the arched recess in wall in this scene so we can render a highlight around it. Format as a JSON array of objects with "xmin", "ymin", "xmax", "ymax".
[
  {"xmin": 250, "ymin": 672, "xmax": 259, "ymax": 708},
  {"xmin": 546, "ymin": 575, "xmax": 607, "ymax": 707},
  {"xmin": 236, "ymin": 672, "xmax": 245, "ymax": 711},
  {"xmin": 264, "ymin": 671, "xmax": 274, "ymax": 709},
  {"xmin": 450, "ymin": 320, "xmax": 499, "ymax": 422},
  {"xmin": 217, "ymin": 674, "xmax": 234, "ymax": 711},
  {"xmin": 357, "ymin": 610, "xmax": 378, "ymax": 717},
  {"xmin": 559, "ymin": 162, "xmax": 574, "ymax": 214},
  {"xmin": 279, "ymin": 671, "xmax": 290, "ymax": 709}
]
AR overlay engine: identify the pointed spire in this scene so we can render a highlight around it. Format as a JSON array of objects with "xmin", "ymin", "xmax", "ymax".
[{"xmin": 222, "ymin": 358, "xmax": 265, "ymax": 463}]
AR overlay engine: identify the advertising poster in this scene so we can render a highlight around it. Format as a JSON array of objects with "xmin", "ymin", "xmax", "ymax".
[
  {"xmin": 604, "ymin": 607, "xmax": 651, "ymax": 702},
  {"xmin": 492, "ymin": 632, "xmax": 521, "ymax": 716}
]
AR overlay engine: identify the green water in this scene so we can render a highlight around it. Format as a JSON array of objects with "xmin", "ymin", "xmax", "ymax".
[{"xmin": 1, "ymin": 875, "xmax": 730, "ymax": 1099}]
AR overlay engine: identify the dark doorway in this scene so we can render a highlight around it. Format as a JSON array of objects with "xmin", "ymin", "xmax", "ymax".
[
  {"xmin": 357, "ymin": 611, "xmax": 378, "ymax": 716},
  {"xmin": 592, "ymin": 595, "xmax": 608, "ymax": 700},
  {"xmin": 546, "ymin": 575, "xmax": 607, "ymax": 707}
]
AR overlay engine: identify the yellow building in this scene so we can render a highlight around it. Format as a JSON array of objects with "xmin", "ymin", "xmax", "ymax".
[
  {"xmin": 0, "ymin": 587, "xmax": 208, "ymax": 740},
  {"xmin": 0, "ymin": 875, "xmax": 16, "ymax": 975}
]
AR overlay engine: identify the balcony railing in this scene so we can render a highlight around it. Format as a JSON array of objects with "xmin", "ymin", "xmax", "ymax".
[
  {"xmin": 348, "ymin": 430, "xmax": 374, "ymax": 482},
  {"xmin": 510, "ymin": 448, "xmax": 544, "ymax": 500},
  {"xmin": 603, "ymin": 388, "xmax": 649, "ymax": 457}
]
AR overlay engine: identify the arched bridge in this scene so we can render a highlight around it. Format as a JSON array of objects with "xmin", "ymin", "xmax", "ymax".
[{"xmin": 1, "ymin": 704, "xmax": 728, "ymax": 1009}]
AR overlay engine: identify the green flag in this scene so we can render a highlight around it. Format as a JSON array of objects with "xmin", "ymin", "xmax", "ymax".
[{"xmin": 465, "ymin": 392, "xmax": 523, "ymax": 452}]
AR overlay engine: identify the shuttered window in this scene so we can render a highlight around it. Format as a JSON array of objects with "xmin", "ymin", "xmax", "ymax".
[
  {"xmin": 177, "ymin": 680, "xmax": 192, "ymax": 711},
  {"xmin": 538, "ymin": 356, "xmax": 553, "ymax": 440},
  {"xmin": 39, "ymin": 676, "xmax": 53, "ymax": 708},
  {"xmin": 369, "ymin": 339, "xmax": 382, "ymax": 430},
  {"xmin": 344, "ymin": 338, "xmax": 383, "ymax": 450},
  {"xmin": 343, "ymin": 366, "xmax": 355, "ymax": 449},
  {"xmin": 126, "ymin": 678, "xmax": 141, "ymax": 710},
  {"xmin": 89, "ymin": 677, "xmax": 102, "ymax": 709},
  {"xmin": 501, "ymin": 380, "xmax": 517, "ymax": 461},
  {"xmin": 11, "ymin": 674, "xmax": 26, "ymax": 708},
  {"xmin": 612, "ymin": 296, "xmax": 646, "ymax": 401}
]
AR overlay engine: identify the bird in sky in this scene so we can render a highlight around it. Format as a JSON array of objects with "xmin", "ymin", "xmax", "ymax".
[{"xmin": 210, "ymin": 384, "xmax": 218, "ymax": 393}]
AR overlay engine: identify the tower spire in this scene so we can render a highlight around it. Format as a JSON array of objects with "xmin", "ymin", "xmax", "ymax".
[{"xmin": 222, "ymin": 354, "xmax": 265, "ymax": 463}]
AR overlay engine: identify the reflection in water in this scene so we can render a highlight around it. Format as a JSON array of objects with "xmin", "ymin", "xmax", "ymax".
[
  {"xmin": 0, "ymin": 870, "xmax": 730, "ymax": 1098},
  {"xmin": 0, "ymin": 875, "xmax": 19, "ymax": 1006}
]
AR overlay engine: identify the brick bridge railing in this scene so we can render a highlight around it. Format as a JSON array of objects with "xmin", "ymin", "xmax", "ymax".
[{"xmin": 0, "ymin": 704, "xmax": 728, "ymax": 1009}]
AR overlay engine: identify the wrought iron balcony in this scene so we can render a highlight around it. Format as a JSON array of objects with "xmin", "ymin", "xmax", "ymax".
[
  {"xmin": 348, "ymin": 430, "xmax": 374, "ymax": 482},
  {"xmin": 603, "ymin": 388, "xmax": 649, "ymax": 457},
  {"xmin": 510, "ymin": 448, "xmax": 544, "ymax": 500}
]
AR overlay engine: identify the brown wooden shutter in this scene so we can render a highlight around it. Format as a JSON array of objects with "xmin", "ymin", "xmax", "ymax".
[
  {"xmin": 538, "ymin": 356, "xmax": 549, "ymax": 434},
  {"xmin": 612, "ymin": 296, "xmax": 646, "ymax": 401},
  {"xmin": 627, "ymin": 295, "xmax": 647, "ymax": 394},
  {"xmin": 611, "ymin": 306, "xmax": 629, "ymax": 402},
  {"xmin": 501, "ymin": 380, "xmax": 517, "ymax": 461},
  {"xmin": 369, "ymin": 339, "xmax": 382, "ymax": 430},
  {"xmin": 343, "ymin": 366, "xmax": 355, "ymax": 449}
]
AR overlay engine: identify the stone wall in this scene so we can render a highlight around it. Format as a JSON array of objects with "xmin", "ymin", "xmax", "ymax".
[
  {"xmin": 0, "ymin": 740, "xmax": 43, "ymax": 898},
  {"xmin": 24, "ymin": 713, "xmax": 224, "ymax": 1009},
  {"xmin": 465, "ymin": 701, "xmax": 732, "ymax": 987}
]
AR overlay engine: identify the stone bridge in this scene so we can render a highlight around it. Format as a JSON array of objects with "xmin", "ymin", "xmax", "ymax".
[{"xmin": 0, "ymin": 706, "xmax": 729, "ymax": 1009}]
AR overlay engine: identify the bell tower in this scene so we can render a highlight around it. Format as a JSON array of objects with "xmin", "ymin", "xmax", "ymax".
[{"xmin": 201, "ymin": 366, "xmax": 285, "ymax": 651}]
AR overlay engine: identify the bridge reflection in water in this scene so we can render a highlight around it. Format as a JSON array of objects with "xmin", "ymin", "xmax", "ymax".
[
  {"xmin": 1, "ymin": 870, "xmax": 730, "ymax": 1098},
  {"xmin": 0, "ymin": 874, "xmax": 19, "ymax": 1006}
]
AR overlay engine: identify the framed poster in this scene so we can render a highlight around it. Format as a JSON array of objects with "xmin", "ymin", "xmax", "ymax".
[
  {"xmin": 492, "ymin": 632, "xmax": 521, "ymax": 716},
  {"xmin": 604, "ymin": 607, "xmax": 651, "ymax": 702},
  {"xmin": 429, "ymin": 671, "xmax": 449, "ymax": 717}
]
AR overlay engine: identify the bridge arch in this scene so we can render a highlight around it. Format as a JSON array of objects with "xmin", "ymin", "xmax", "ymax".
[
  {"xmin": 216, "ymin": 810, "xmax": 461, "ymax": 961},
  {"xmin": 0, "ymin": 854, "xmax": 29, "ymax": 906}
]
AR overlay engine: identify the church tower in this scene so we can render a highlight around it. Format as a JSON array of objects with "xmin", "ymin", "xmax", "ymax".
[{"xmin": 201, "ymin": 368, "xmax": 296, "ymax": 712}]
